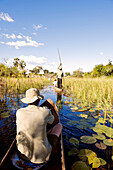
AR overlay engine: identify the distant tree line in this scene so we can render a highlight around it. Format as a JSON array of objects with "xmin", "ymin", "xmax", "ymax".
[
  {"xmin": 65, "ymin": 60, "xmax": 113, "ymax": 78},
  {"xmin": 0, "ymin": 58, "xmax": 113, "ymax": 78},
  {"xmin": 0, "ymin": 58, "xmax": 56, "ymax": 78}
]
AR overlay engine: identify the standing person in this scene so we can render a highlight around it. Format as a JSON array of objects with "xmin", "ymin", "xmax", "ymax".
[
  {"xmin": 57, "ymin": 63, "xmax": 63, "ymax": 89},
  {"xmin": 16, "ymin": 88, "xmax": 62, "ymax": 164}
]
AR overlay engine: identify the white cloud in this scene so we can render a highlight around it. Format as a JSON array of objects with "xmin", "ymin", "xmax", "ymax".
[
  {"xmin": 4, "ymin": 33, "xmax": 16, "ymax": 39},
  {"xmin": 33, "ymin": 24, "xmax": 42, "ymax": 31},
  {"xmin": 3, "ymin": 33, "xmax": 23, "ymax": 39},
  {"xmin": 0, "ymin": 12, "xmax": 14, "ymax": 22},
  {"xmin": 6, "ymin": 56, "xmax": 47, "ymax": 70},
  {"xmin": 100, "ymin": 52, "xmax": 104, "ymax": 56},
  {"xmin": 0, "ymin": 34, "xmax": 44, "ymax": 49}
]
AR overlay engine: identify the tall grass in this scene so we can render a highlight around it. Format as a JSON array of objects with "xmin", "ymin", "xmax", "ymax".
[
  {"xmin": 63, "ymin": 77, "xmax": 113, "ymax": 111},
  {"xmin": 1, "ymin": 77, "xmax": 50, "ymax": 94}
]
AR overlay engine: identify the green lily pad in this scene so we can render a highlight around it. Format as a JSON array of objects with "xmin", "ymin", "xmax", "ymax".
[
  {"xmin": 68, "ymin": 148, "xmax": 79, "ymax": 156},
  {"xmin": 95, "ymin": 142, "xmax": 107, "ymax": 150},
  {"xmin": 92, "ymin": 157, "xmax": 100, "ymax": 168},
  {"xmin": 76, "ymin": 124, "xmax": 86, "ymax": 129},
  {"xmin": 98, "ymin": 118, "xmax": 106, "ymax": 124},
  {"xmin": 103, "ymin": 139, "xmax": 113, "ymax": 146},
  {"xmin": 78, "ymin": 149, "xmax": 97, "ymax": 162},
  {"xmin": 93, "ymin": 127, "xmax": 104, "ymax": 133},
  {"xmin": 71, "ymin": 106, "xmax": 79, "ymax": 111},
  {"xmin": 78, "ymin": 114, "xmax": 88, "ymax": 118},
  {"xmin": 71, "ymin": 161, "xmax": 91, "ymax": 170},
  {"xmin": 99, "ymin": 158, "xmax": 106, "ymax": 166},
  {"xmin": 89, "ymin": 109, "xmax": 96, "ymax": 112},
  {"xmin": 87, "ymin": 117, "xmax": 97, "ymax": 124},
  {"xmin": 0, "ymin": 111, "xmax": 10, "ymax": 118},
  {"xmin": 67, "ymin": 120, "xmax": 79, "ymax": 126},
  {"xmin": 69, "ymin": 137, "xmax": 79, "ymax": 146},
  {"xmin": 105, "ymin": 127, "xmax": 113, "ymax": 138},
  {"xmin": 80, "ymin": 136, "xmax": 97, "ymax": 144},
  {"xmin": 77, "ymin": 107, "xmax": 90, "ymax": 112},
  {"xmin": 92, "ymin": 133, "xmax": 106, "ymax": 140}
]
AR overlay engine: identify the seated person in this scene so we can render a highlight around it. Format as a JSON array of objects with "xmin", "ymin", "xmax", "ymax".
[
  {"xmin": 53, "ymin": 79, "xmax": 57, "ymax": 87},
  {"xmin": 16, "ymin": 88, "xmax": 62, "ymax": 164}
]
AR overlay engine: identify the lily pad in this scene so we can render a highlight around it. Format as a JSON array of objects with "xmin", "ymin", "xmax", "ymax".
[
  {"xmin": 71, "ymin": 106, "xmax": 79, "ymax": 111},
  {"xmin": 93, "ymin": 127, "xmax": 104, "ymax": 133},
  {"xmin": 98, "ymin": 118, "xmax": 106, "ymax": 124},
  {"xmin": 95, "ymin": 142, "xmax": 107, "ymax": 150},
  {"xmin": 99, "ymin": 158, "xmax": 106, "ymax": 166},
  {"xmin": 68, "ymin": 148, "xmax": 79, "ymax": 156},
  {"xmin": 0, "ymin": 111, "xmax": 10, "ymax": 118},
  {"xmin": 92, "ymin": 133, "xmax": 106, "ymax": 140},
  {"xmin": 78, "ymin": 149, "xmax": 97, "ymax": 162},
  {"xmin": 78, "ymin": 114, "xmax": 88, "ymax": 118},
  {"xmin": 103, "ymin": 139, "xmax": 113, "ymax": 146},
  {"xmin": 77, "ymin": 107, "xmax": 90, "ymax": 112},
  {"xmin": 92, "ymin": 157, "xmax": 100, "ymax": 168},
  {"xmin": 67, "ymin": 120, "xmax": 79, "ymax": 126},
  {"xmin": 69, "ymin": 137, "xmax": 79, "ymax": 146},
  {"xmin": 105, "ymin": 127, "xmax": 113, "ymax": 138},
  {"xmin": 80, "ymin": 136, "xmax": 97, "ymax": 144},
  {"xmin": 71, "ymin": 161, "xmax": 91, "ymax": 170}
]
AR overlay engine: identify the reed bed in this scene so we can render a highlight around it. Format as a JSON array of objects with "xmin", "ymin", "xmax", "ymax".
[
  {"xmin": 0, "ymin": 77, "xmax": 50, "ymax": 94},
  {"xmin": 63, "ymin": 77, "xmax": 113, "ymax": 111}
]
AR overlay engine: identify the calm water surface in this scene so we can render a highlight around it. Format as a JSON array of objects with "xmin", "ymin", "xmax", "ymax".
[{"xmin": 0, "ymin": 86, "xmax": 112, "ymax": 169}]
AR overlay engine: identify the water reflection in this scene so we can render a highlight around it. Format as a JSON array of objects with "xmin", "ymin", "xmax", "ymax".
[{"xmin": 0, "ymin": 86, "xmax": 113, "ymax": 169}]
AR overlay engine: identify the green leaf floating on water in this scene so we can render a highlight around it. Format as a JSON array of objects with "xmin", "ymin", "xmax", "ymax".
[
  {"xmin": 93, "ymin": 127, "xmax": 103, "ymax": 133},
  {"xmin": 105, "ymin": 127, "xmax": 113, "ymax": 138},
  {"xmin": 80, "ymin": 136, "xmax": 97, "ymax": 144},
  {"xmin": 67, "ymin": 120, "xmax": 79, "ymax": 126},
  {"xmin": 68, "ymin": 147, "xmax": 79, "ymax": 156},
  {"xmin": 69, "ymin": 137, "xmax": 79, "ymax": 146},
  {"xmin": 92, "ymin": 133, "xmax": 106, "ymax": 140},
  {"xmin": 77, "ymin": 107, "xmax": 90, "ymax": 112},
  {"xmin": 71, "ymin": 161, "xmax": 91, "ymax": 170},
  {"xmin": 99, "ymin": 158, "xmax": 106, "ymax": 166},
  {"xmin": 103, "ymin": 139, "xmax": 113, "ymax": 146},
  {"xmin": 0, "ymin": 111, "xmax": 10, "ymax": 118},
  {"xmin": 97, "ymin": 117, "xmax": 107, "ymax": 124},
  {"xmin": 77, "ymin": 114, "xmax": 88, "ymax": 118},
  {"xmin": 95, "ymin": 142, "xmax": 107, "ymax": 150},
  {"xmin": 92, "ymin": 157, "xmax": 100, "ymax": 168},
  {"xmin": 78, "ymin": 149, "xmax": 97, "ymax": 162}
]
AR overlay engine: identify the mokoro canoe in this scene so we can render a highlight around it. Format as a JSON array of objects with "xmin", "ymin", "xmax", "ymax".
[
  {"xmin": 54, "ymin": 87, "xmax": 63, "ymax": 93},
  {"xmin": 0, "ymin": 98, "xmax": 66, "ymax": 170}
]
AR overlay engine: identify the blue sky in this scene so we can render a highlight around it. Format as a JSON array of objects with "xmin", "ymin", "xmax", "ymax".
[{"xmin": 0, "ymin": 0, "xmax": 113, "ymax": 73}]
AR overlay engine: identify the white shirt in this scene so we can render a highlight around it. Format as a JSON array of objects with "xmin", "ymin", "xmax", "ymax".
[{"xmin": 16, "ymin": 105, "xmax": 54, "ymax": 164}]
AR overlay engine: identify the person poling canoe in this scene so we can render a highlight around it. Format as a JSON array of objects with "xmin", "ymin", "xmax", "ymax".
[
  {"xmin": 16, "ymin": 88, "xmax": 62, "ymax": 164},
  {"xmin": 57, "ymin": 49, "xmax": 64, "ymax": 89}
]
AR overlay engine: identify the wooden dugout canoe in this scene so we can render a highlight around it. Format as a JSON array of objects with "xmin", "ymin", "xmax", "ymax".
[
  {"xmin": 0, "ymin": 98, "xmax": 66, "ymax": 170},
  {"xmin": 54, "ymin": 87, "xmax": 63, "ymax": 93}
]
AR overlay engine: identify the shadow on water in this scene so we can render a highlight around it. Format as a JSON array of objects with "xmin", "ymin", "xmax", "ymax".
[{"xmin": 0, "ymin": 85, "xmax": 112, "ymax": 169}]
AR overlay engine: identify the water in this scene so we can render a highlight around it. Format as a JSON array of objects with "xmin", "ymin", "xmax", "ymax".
[{"xmin": 0, "ymin": 85, "xmax": 112, "ymax": 169}]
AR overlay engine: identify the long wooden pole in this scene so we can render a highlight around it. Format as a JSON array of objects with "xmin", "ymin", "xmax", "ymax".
[{"xmin": 57, "ymin": 48, "xmax": 62, "ymax": 65}]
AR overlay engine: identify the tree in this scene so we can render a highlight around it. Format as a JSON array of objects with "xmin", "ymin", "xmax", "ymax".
[
  {"xmin": 19, "ymin": 60, "xmax": 26, "ymax": 70},
  {"xmin": 43, "ymin": 69, "xmax": 49, "ymax": 74},
  {"xmin": 91, "ymin": 64, "xmax": 104, "ymax": 77},
  {"xmin": 13, "ymin": 58, "xmax": 20, "ymax": 68},
  {"xmin": 72, "ymin": 68, "xmax": 83, "ymax": 78},
  {"xmin": 29, "ymin": 66, "xmax": 40, "ymax": 75},
  {"xmin": 65, "ymin": 72, "xmax": 71, "ymax": 76}
]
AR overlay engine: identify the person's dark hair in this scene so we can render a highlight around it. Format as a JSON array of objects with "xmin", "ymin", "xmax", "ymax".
[{"xmin": 30, "ymin": 99, "xmax": 40, "ymax": 105}]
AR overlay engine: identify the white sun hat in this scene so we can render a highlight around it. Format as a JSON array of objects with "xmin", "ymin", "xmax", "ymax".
[{"xmin": 21, "ymin": 88, "xmax": 44, "ymax": 104}]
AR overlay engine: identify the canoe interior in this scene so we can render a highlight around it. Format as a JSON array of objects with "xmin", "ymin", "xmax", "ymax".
[{"xmin": 0, "ymin": 98, "xmax": 65, "ymax": 170}]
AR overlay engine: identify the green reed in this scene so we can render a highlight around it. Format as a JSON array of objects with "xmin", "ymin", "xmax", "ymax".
[
  {"xmin": 63, "ymin": 77, "xmax": 113, "ymax": 112},
  {"xmin": 1, "ymin": 77, "xmax": 50, "ymax": 94}
]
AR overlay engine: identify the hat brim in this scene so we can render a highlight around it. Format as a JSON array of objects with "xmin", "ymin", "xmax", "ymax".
[{"xmin": 21, "ymin": 95, "xmax": 44, "ymax": 104}]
